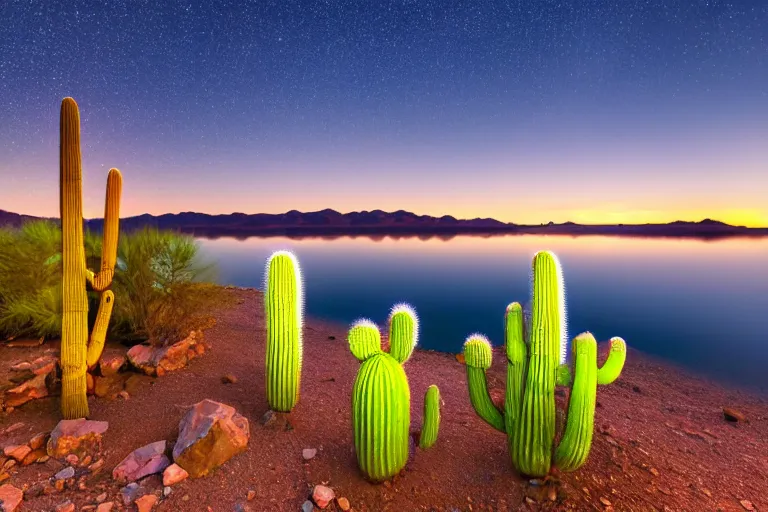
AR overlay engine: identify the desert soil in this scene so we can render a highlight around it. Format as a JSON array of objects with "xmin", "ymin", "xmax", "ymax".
[{"xmin": 1, "ymin": 287, "xmax": 767, "ymax": 512}]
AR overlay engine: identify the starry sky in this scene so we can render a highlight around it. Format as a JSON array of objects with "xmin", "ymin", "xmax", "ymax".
[{"xmin": 1, "ymin": 0, "xmax": 766, "ymax": 226}]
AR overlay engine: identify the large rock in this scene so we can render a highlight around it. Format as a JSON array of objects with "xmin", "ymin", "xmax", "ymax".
[
  {"xmin": 9, "ymin": 356, "xmax": 57, "ymax": 383},
  {"xmin": 112, "ymin": 441, "xmax": 170, "ymax": 483},
  {"xmin": 0, "ymin": 483, "xmax": 23, "ymax": 511},
  {"xmin": 126, "ymin": 331, "xmax": 204, "ymax": 377},
  {"xmin": 4, "ymin": 374, "xmax": 49, "ymax": 408},
  {"xmin": 172, "ymin": 399, "xmax": 249, "ymax": 478},
  {"xmin": 47, "ymin": 419, "xmax": 109, "ymax": 460}
]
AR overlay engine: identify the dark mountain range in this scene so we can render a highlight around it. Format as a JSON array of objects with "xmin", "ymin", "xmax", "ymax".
[{"xmin": 1, "ymin": 208, "xmax": 766, "ymax": 239}]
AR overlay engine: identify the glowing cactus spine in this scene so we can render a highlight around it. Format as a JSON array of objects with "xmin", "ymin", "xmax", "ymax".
[
  {"xmin": 463, "ymin": 250, "xmax": 627, "ymax": 477},
  {"xmin": 60, "ymin": 97, "xmax": 122, "ymax": 419},
  {"xmin": 264, "ymin": 250, "xmax": 303, "ymax": 412},
  {"xmin": 348, "ymin": 304, "xmax": 440, "ymax": 482}
]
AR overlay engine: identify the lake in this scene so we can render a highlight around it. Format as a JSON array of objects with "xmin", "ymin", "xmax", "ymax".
[{"xmin": 196, "ymin": 234, "xmax": 768, "ymax": 392}]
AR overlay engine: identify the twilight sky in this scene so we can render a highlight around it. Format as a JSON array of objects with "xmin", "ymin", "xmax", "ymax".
[{"xmin": 1, "ymin": 0, "xmax": 766, "ymax": 226}]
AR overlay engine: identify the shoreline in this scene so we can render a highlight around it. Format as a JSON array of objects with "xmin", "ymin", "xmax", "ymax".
[{"xmin": 1, "ymin": 287, "xmax": 767, "ymax": 511}]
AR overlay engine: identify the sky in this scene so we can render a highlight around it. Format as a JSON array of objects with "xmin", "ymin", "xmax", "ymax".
[{"xmin": 0, "ymin": 0, "xmax": 766, "ymax": 226}]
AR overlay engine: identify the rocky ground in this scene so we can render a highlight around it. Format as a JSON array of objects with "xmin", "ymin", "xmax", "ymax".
[{"xmin": 0, "ymin": 287, "xmax": 767, "ymax": 511}]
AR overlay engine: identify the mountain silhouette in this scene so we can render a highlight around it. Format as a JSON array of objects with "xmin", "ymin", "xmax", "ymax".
[{"xmin": 1, "ymin": 208, "xmax": 765, "ymax": 239}]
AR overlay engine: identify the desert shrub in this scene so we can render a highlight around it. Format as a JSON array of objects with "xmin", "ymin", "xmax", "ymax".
[
  {"xmin": 110, "ymin": 227, "xmax": 229, "ymax": 346},
  {"xmin": 0, "ymin": 221, "xmax": 66, "ymax": 339},
  {"xmin": 0, "ymin": 222, "xmax": 228, "ymax": 345}
]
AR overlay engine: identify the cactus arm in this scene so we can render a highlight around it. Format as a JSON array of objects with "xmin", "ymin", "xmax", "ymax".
[
  {"xmin": 91, "ymin": 168, "xmax": 122, "ymax": 292},
  {"xmin": 554, "ymin": 332, "xmax": 598, "ymax": 472},
  {"xmin": 60, "ymin": 97, "xmax": 90, "ymax": 419},
  {"xmin": 556, "ymin": 364, "xmax": 572, "ymax": 386},
  {"xmin": 264, "ymin": 250, "xmax": 303, "ymax": 412},
  {"xmin": 348, "ymin": 320, "xmax": 383, "ymax": 361},
  {"xmin": 419, "ymin": 385, "xmax": 441, "ymax": 449},
  {"xmin": 86, "ymin": 290, "xmax": 114, "ymax": 370},
  {"xmin": 597, "ymin": 337, "xmax": 626, "ymax": 385},
  {"xmin": 503, "ymin": 302, "xmax": 527, "ymax": 438},
  {"xmin": 387, "ymin": 303, "xmax": 417, "ymax": 363},
  {"xmin": 514, "ymin": 251, "xmax": 564, "ymax": 477},
  {"xmin": 463, "ymin": 334, "xmax": 505, "ymax": 433}
]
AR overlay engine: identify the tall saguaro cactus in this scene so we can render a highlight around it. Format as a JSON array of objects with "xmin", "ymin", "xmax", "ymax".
[
  {"xmin": 348, "ymin": 304, "xmax": 440, "ymax": 482},
  {"xmin": 463, "ymin": 250, "xmax": 627, "ymax": 477},
  {"xmin": 60, "ymin": 97, "xmax": 122, "ymax": 419},
  {"xmin": 264, "ymin": 250, "xmax": 303, "ymax": 412}
]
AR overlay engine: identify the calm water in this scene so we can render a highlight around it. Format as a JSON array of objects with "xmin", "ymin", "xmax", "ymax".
[{"xmin": 197, "ymin": 234, "xmax": 768, "ymax": 392}]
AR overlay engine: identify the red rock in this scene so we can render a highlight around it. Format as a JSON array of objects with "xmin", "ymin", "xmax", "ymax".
[
  {"xmin": 47, "ymin": 419, "xmax": 109, "ymax": 460},
  {"xmin": 0, "ymin": 484, "xmax": 23, "ymax": 511},
  {"xmin": 21, "ymin": 447, "xmax": 46, "ymax": 466},
  {"xmin": 127, "ymin": 332, "xmax": 200, "ymax": 376},
  {"xmin": 157, "ymin": 334, "xmax": 197, "ymax": 372},
  {"xmin": 100, "ymin": 356, "xmax": 126, "ymax": 376},
  {"xmin": 312, "ymin": 485, "xmax": 335, "ymax": 509},
  {"xmin": 723, "ymin": 407, "xmax": 747, "ymax": 423},
  {"xmin": 55, "ymin": 501, "xmax": 75, "ymax": 512},
  {"xmin": 112, "ymin": 441, "xmax": 170, "ymax": 483},
  {"xmin": 162, "ymin": 463, "xmax": 189, "ymax": 486},
  {"xmin": 4, "ymin": 373, "xmax": 49, "ymax": 407},
  {"xmin": 135, "ymin": 494, "xmax": 158, "ymax": 512},
  {"xmin": 126, "ymin": 345, "xmax": 156, "ymax": 375},
  {"xmin": 29, "ymin": 432, "xmax": 48, "ymax": 450},
  {"xmin": 96, "ymin": 503, "xmax": 114, "ymax": 512},
  {"xmin": 172, "ymin": 399, "xmax": 250, "ymax": 478},
  {"xmin": 2, "ymin": 445, "xmax": 30, "ymax": 463}
]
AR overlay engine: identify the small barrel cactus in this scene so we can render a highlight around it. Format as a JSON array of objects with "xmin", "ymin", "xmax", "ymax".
[
  {"xmin": 463, "ymin": 250, "xmax": 627, "ymax": 477},
  {"xmin": 264, "ymin": 250, "xmax": 304, "ymax": 412},
  {"xmin": 348, "ymin": 304, "xmax": 440, "ymax": 482}
]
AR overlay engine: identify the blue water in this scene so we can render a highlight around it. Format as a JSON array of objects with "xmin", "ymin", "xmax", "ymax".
[{"xmin": 197, "ymin": 234, "xmax": 768, "ymax": 392}]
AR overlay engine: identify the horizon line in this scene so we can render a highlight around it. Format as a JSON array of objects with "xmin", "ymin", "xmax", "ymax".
[{"xmin": 3, "ymin": 207, "xmax": 766, "ymax": 229}]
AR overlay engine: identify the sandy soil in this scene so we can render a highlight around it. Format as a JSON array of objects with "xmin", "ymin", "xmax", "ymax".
[{"xmin": 1, "ymin": 287, "xmax": 767, "ymax": 511}]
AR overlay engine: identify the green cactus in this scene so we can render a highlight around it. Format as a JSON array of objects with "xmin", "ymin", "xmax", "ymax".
[
  {"xmin": 419, "ymin": 384, "xmax": 441, "ymax": 449},
  {"xmin": 264, "ymin": 250, "xmax": 303, "ymax": 412},
  {"xmin": 463, "ymin": 250, "xmax": 627, "ymax": 477},
  {"xmin": 348, "ymin": 304, "xmax": 440, "ymax": 482}
]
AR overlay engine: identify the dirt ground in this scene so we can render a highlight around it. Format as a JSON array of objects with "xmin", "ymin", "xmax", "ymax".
[{"xmin": 1, "ymin": 287, "xmax": 767, "ymax": 511}]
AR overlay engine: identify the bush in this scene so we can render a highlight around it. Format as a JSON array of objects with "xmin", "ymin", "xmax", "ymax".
[
  {"xmin": 109, "ymin": 227, "xmax": 230, "ymax": 346},
  {"xmin": 0, "ymin": 221, "xmax": 66, "ymax": 339},
  {"xmin": 0, "ymin": 222, "xmax": 228, "ymax": 346}
]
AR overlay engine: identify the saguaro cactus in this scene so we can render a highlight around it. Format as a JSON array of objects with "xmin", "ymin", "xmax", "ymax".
[
  {"xmin": 264, "ymin": 250, "xmax": 303, "ymax": 412},
  {"xmin": 60, "ymin": 97, "xmax": 122, "ymax": 419},
  {"xmin": 463, "ymin": 250, "xmax": 626, "ymax": 477},
  {"xmin": 348, "ymin": 304, "xmax": 440, "ymax": 482}
]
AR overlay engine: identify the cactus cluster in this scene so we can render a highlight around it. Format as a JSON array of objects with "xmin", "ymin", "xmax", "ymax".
[
  {"xmin": 463, "ymin": 250, "xmax": 627, "ymax": 477},
  {"xmin": 347, "ymin": 304, "xmax": 441, "ymax": 482},
  {"xmin": 59, "ymin": 97, "xmax": 123, "ymax": 419}
]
